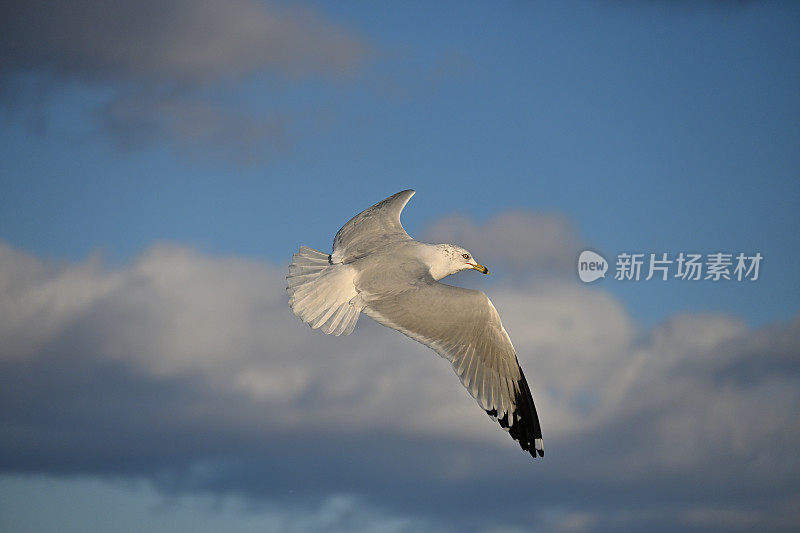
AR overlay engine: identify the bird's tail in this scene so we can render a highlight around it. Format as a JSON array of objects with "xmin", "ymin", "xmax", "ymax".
[{"xmin": 287, "ymin": 246, "xmax": 362, "ymax": 336}]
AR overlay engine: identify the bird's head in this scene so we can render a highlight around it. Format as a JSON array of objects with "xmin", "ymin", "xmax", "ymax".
[{"xmin": 429, "ymin": 244, "xmax": 489, "ymax": 280}]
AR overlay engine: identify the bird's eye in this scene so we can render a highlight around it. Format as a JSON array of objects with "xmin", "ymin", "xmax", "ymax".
[{"xmin": 462, "ymin": 253, "xmax": 470, "ymax": 259}]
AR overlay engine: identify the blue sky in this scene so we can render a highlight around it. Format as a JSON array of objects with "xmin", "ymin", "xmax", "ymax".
[
  {"xmin": 1, "ymin": 1, "xmax": 799, "ymax": 531},
  {"xmin": 2, "ymin": 0, "xmax": 798, "ymax": 328}
]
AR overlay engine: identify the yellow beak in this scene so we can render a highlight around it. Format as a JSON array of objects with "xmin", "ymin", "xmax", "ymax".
[{"xmin": 470, "ymin": 262, "xmax": 489, "ymax": 275}]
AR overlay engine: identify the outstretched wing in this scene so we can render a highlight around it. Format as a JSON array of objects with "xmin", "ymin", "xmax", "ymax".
[
  {"xmin": 362, "ymin": 279, "xmax": 544, "ymax": 458},
  {"xmin": 331, "ymin": 190, "xmax": 415, "ymax": 264}
]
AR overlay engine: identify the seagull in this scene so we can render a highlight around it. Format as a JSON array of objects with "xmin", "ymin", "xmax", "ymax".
[{"xmin": 286, "ymin": 190, "xmax": 544, "ymax": 458}]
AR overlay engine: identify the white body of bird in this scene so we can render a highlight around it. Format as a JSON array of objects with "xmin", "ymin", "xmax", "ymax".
[{"xmin": 287, "ymin": 190, "xmax": 544, "ymax": 458}]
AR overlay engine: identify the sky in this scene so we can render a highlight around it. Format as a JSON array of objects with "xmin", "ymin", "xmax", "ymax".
[{"xmin": 1, "ymin": 1, "xmax": 799, "ymax": 531}]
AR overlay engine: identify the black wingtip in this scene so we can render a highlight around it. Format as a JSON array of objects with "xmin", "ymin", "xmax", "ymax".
[{"xmin": 487, "ymin": 366, "xmax": 544, "ymax": 459}]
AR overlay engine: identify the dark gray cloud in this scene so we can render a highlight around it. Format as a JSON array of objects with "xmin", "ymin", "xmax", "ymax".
[
  {"xmin": 0, "ymin": 0, "xmax": 368, "ymax": 156},
  {"xmin": 0, "ymin": 0, "xmax": 367, "ymax": 83},
  {"xmin": 0, "ymin": 232, "xmax": 799, "ymax": 531},
  {"xmin": 93, "ymin": 90, "xmax": 289, "ymax": 159}
]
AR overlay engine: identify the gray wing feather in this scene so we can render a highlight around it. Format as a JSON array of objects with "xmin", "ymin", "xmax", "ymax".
[
  {"xmin": 362, "ymin": 279, "xmax": 544, "ymax": 457},
  {"xmin": 364, "ymin": 282, "xmax": 516, "ymax": 415},
  {"xmin": 331, "ymin": 190, "xmax": 415, "ymax": 263}
]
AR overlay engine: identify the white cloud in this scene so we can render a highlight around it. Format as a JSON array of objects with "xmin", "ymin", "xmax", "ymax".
[
  {"xmin": 0, "ymin": 229, "xmax": 798, "ymax": 530},
  {"xmin": 0, "ymin": 475, "xmax": 447, "ymax": 533},
  {"xmin": 424, "ymin": 211, "xmax": 582, "ymax": 278}
]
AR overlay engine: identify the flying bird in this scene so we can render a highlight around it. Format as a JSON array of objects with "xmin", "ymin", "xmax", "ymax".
[{"xmin": 286, "ymin": 190, "xmax": 544, "ymax": 458}]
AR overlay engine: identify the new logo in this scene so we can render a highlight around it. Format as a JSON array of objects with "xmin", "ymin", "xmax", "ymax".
[{"xmin": 577, "ymin": 250, "xmax": 608, "ymax": 283}]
